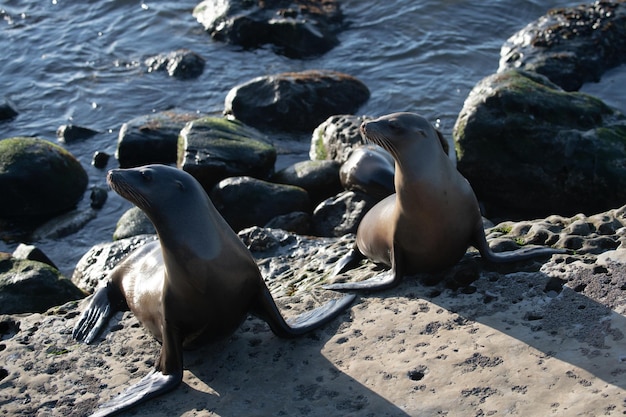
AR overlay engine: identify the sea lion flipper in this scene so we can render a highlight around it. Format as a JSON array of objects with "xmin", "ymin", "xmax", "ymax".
[
  {"xmin": 253, "ymin": 287, "xmax": 355, "ymax": 338},
  {"xmin": 88, "ymin": 369, "xmax": 181, "ymax": 417},
  {"xmin": 323, "ymin": 244, "xmax": 405, "ymax": 291},
  {"xmin": 472, "ymin": 225, "xmax": 567, "ymax": 263},
  {"xmin": 331, "ymin": 247, "xmax": 364, "ymax": 277},
  {"xmin": 73, "ymin": 285, "xmax": 116, "ymax": 344},
  {"xmin": 323, "ymin": 269, "xmax": 399, "ymax": 291}
]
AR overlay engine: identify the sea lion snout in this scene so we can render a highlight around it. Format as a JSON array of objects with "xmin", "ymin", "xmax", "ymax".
[{"xmin": 359, "ymin": 120, "xmax": 369, "ymax": 137}]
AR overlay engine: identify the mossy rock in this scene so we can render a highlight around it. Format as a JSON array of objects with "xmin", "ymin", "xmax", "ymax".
[
  {"xmin": 0, "ymin": 257, "xmax": 86, "ymax": 314},
  {"xmin": 178, "ymin": 117, "xmax": 276, "ymax": 191},
  {"xmin": 0, "ymin": 137, "xmax": 88, "ymax": 218},
  {"xmin": 454, "ymin": 70, "xmax": 626, "ymax": 218}
]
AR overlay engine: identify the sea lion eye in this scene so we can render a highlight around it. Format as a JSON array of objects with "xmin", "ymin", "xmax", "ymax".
[
  {"xmin": 175, "ymin": 180, "xmax": 185, "ymax": 190},
  {"xmin": 388, "ymin": 120, "xmax": 401, "ymax": 132}
]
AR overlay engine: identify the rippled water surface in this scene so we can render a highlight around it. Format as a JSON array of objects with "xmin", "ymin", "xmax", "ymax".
[{"xmin": 2, "ymin": 0, "xmax": 613, "ymax": 274}]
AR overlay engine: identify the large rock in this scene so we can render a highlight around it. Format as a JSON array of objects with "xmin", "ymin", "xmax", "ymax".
[
  {"xmin": 193, "ymin": 0, "xmax": 344, "ymax": 58},
  {"xmin": 499, "ymin": 1, "xmax": 626, "ymax": 91},
  {"xmin": 0, "ymin": 254, "xmax": 85, "ymax": 314},
  {"xmin": 178, "ymin": 117, "xmax": 276, "ymax": 191},
  {"xmin": 0, "ymin": 137, "xmax": 88, "ymax": 218},
  {"xmin": 71, "ymin": 235, "xmax": 157, "ymax": 293},
  {"xmin": 224, "ymin": 70, "xmax": 370, "ymax": 132},
  {"xmin": 454, "ymin": 69, "xmax": 626, "ymax": 218},
  {"xmin": 210, "ymin": 176, "xmax": 310, "ymax": 231},
  {"xmin": 272, "ymin": 159, "xmax": 342, "ymax": 205},
  {"xmin": 312, "ymin": 190, "xmax": 378, "ymax": 237},
  {"xmin": 3, "ymin": 207, "xmax": 626, "ymax": 416},
  {"xmin": 116, "ymin": 111, "xmax": 200, "ymax": 168},
  {"xmin": 310, "ymin": 114, "xmax": 371, "ymax": 162}
]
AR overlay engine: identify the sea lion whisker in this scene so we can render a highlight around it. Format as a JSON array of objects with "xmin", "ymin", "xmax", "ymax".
[{"xmin": 109, "ymin": 176, "xmax": 151, "ymax": 209}]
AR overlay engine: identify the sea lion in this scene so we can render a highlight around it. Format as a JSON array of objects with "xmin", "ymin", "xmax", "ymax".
[
  {"xmin": 325, "ymin": 112, "xmax": 565, "ymax": 291},
  {"xmin": 73, "ymin": 164, "xmax": 355, "ymax": 417},
  {"xmin": 339, "ymin": 144, "xmax": 395, "ymax": 200}
]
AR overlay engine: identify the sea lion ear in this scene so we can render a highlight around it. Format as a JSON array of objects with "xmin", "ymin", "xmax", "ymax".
[{"xmin": 435, "ymin": 129, "xmax": 449, "ymax": 155}]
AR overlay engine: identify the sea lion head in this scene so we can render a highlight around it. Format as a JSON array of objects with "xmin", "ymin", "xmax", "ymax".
[
  {"xmin": 107, "ymin": 164, "xmax": 206, "ymax": 217},
  {"xmin": 360, "ymin": 112, "xmax": 448, "ymax": 158}
]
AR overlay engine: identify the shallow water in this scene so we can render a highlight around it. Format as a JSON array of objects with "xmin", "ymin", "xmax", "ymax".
[{"xmin": 3, "ymin": 0, "xmax": 621, "ymax": 275}]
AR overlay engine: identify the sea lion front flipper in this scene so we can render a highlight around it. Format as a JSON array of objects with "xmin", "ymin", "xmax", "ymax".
[
  {"xmin": 252, "ymin": 286, "xmax": 355, "ymax": 338},
  {"xmin": 73, "ymin": 283, "xmax": 124, "ymax": 344},
  {"xmin": 90, "ymin": 326, "xmax": 184, "ymax": 417},
  {"xmin": 89, "ymin": 369, "xmax": 181, "ymax": 417},
  {"xmin": 323, "ymin": 243, "xmax": 405, "ymax": 291}
]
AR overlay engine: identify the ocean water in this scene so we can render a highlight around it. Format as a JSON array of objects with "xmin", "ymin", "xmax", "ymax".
[{"xmin": 2, "ymin": 0, "xmax": 620, "ymax": 275}]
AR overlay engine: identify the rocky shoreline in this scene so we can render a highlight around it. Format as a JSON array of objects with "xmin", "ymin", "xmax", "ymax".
[
  {"xmin": 2, "ymin": 209, "xmax": 626, "ymax": 416},
  {"xmin": 1, "ymin": 1, "xmax": 626, "ymax": 416}
]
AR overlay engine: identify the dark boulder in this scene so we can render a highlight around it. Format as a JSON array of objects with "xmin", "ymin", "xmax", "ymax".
[
  {"xmin": 0, "ymin": 137, "xmax": 88, "ymax": 218},
  {"xmin": 454, "ymin": 69, "xmax": 626, "ymax": 218},
  {"xmin": 116, "ymin": 111, "xmax": 201, "ymax": 168},
  {"xmin": 499, "ymin": 1, "xmax": 626, "ymax": 91},
  {"xmin": 0, "ymin": 254, "xmax": 85, "ymax": 314},
  {"xmin": 312, "ymin": 190, "xmax": 379, "ymax": 237},
  {"xmin": 193, "ymin": 0, "xmax": 344, "ymax": 58},
  {"xmin": 224, "ymin": 70, "xmax": 370, "ymax": 132},
  {"xmin": 210, "ymin": 176, "xmax": 310, "ymax": 231},
  {"xmin": 264, "ymin": 211, "xmax": 311, "ymax": 235},
  {"xmin": 272, "ymin": 159, "xmax": 342, "ymax": 205}
]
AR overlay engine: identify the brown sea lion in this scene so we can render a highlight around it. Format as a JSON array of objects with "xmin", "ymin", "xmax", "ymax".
[
  {"xmin": 325, "ymin": 112, "xmax": 564, "ymax": 291},
  {"xmin": 73, "ymin": 164, "xmax": 354, "ymax": 416}
]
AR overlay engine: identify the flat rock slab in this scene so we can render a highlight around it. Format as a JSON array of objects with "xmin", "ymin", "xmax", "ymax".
[{"xmin": 2, "ymin": 240, "xmax": 625, "ymax": 416}]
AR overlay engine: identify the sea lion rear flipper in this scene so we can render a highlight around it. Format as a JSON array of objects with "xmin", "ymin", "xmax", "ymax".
[
  {"xmin": 331, "ymin": 246, "xmax": 364, "ymax": 277},
  {"xmin": 88, "ymin": 369, "xmax": 181, "ymax": 417},
  {"xmin": 323, "ymin": 244, "xmax": 405, "ymax": 291},
  {"xmin": 472, "ymin": 225, "xmax": 567, "ymax": 263},
  {"xmin": 252, "ymin": 287, "xmax": 355, "ymax": 338},
  {"xmin": 73, "ymin": 283, "xmax": 123, "ymax": 344}
]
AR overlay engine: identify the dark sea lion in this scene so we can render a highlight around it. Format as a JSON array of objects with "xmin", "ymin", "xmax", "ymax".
[
  {"xmin": 339, "ymin": 144, "xmax": 396, "ymax": 200},
  {"xmin": 325, "ymin": 112, "xmax": 565, "ymax": 291},
  {"xmin": 73, "ymin": 164, "xmax": 355, "ymax": 417}
]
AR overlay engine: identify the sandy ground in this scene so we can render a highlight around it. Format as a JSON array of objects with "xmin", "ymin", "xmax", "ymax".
[{"xmin": 1, "ymin": 240, "xmax": 625, "ymax": 417}]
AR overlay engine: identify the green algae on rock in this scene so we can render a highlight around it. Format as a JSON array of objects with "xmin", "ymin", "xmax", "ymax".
[
  {"xmin": 178, "ymin": 116, "xmax": 276, "ymax": 191},
  {"xmin": 454, "ymin": 70, "xmax": 626, "ymax": 218},
  {"xmin": 0, "ymin": 256, "xmax": 85, "ymax": 314}
]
